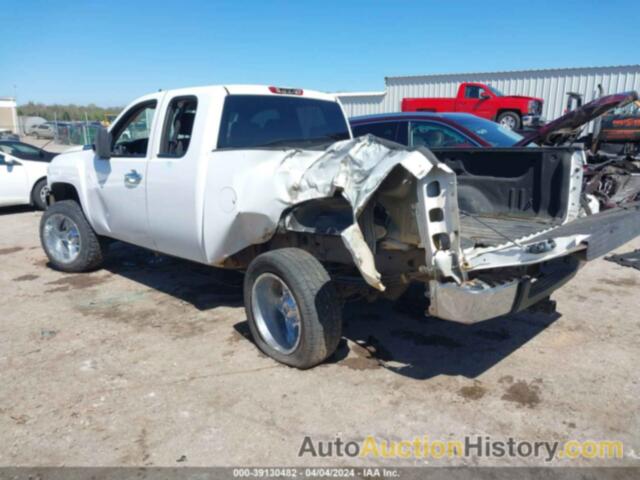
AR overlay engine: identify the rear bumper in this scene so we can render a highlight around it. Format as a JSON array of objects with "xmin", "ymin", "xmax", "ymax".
[
  {"xmin": 429, "ymin": 203, "xmax": 640, "ymax": 324},
  {"xmin": 429, "ymin": 256, "xmax": 579, "ymax": 324}
]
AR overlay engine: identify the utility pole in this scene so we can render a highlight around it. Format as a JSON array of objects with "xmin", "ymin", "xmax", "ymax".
[
  {"xmin": 53, "ymin": 111, "xmax": 58, "ymax": 143},
  {"xmin": 83, "ymin": 112, "xmax": 89, "ymax": 145}
]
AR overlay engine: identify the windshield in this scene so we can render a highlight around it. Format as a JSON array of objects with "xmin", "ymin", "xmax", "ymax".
[
  {"xmin": 218, "ymin": 95, "xmax": 350, "ymax": 149},
  {"xmin": 454, "ymin": 115, "xmax": 523, "ymax": 146},
  {"xmin": 486, "ymin": 85, "xmax": 503, "ymax": 96}
]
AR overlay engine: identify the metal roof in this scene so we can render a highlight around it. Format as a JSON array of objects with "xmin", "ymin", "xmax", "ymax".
[{"xmin": 384, "ymin": 65, "xmax": 640, "ymax": 82}]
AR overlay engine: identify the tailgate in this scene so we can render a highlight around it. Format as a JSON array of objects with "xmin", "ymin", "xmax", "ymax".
[{"xmin": 529, "ymin": 202, "xmax": 640, "ymax": 260}]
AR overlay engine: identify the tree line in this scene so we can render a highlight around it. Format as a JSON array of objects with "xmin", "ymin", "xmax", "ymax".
[{"xmin": 17, "ymin": 102, "xmax": 123, "ymax": 122}]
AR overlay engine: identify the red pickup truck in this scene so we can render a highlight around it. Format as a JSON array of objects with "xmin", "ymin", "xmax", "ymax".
[{"xmin": 402, "ymin": 82, "xmax": 543, "ymax": 130}]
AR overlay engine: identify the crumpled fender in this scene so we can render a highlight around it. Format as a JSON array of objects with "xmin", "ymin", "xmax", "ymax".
[{"xmin": 212, "ymin": 135, "xmax": 460, "ymax": 291}]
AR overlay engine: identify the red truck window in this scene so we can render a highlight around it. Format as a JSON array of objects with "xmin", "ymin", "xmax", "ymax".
[{"xmin": 464, "ymin": 85, "xmax": 484, "ymax": 99}]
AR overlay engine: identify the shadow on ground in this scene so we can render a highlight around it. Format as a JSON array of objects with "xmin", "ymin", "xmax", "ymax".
[
  {"xmin": 332, "ymin": 300, "xmax": 559, "ymax": 380},
  {"xmin": 104, "ymin": 241, "xmax": 559, "ymax": 380},
  {"xmin": 0, "ymin": 205, "xmax": 36, "ymax": 216},
  {"xmin": 103, "ymin": 242, "xmax": 244, "ymax": 310}
]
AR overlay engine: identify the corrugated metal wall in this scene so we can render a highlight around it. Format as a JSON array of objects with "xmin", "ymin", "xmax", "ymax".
[{"xmin": 338, "ymin": 65, "xmax": 640, "ymax": 124}]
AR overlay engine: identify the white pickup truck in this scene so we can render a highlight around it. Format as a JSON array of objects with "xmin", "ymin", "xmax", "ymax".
[{"xmin": 40, "ymin": 84, "xmax": 640, "ymax": 368}]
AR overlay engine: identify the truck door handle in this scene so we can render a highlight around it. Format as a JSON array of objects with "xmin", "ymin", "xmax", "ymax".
[{"xmin": 124, "ymin": 170, "xmax": 142, "ymax": 187}]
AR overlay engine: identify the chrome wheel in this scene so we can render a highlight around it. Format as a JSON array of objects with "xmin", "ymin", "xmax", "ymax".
[
  {"xmin": 43, "ymin": 214, "xmax": 81, "ymax": 264},
  {"xmin": 499, "ymin": 114, "xmax": 518, "ymax": 130},
  {"xmin": 39, "ymin": 184, "xmax": 50, "ymax": 206},
  {"xmin": 251, "ymin": 273, "xmax": 301, "ymax": 354}
]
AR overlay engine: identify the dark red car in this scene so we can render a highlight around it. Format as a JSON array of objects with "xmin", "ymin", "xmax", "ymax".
[{"xmin": 350, "ymin": 112, "xmax": 525, "ymax": 148}]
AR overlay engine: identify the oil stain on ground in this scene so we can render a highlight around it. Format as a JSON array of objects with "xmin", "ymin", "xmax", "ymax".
[
  {"xmin": 0, "ymin": 247, "xmax": 23, "ymax": 255},
  {"xmin": 13, "ymin": 274, "xmax": 38, "ymax": 282},
  {"xmin": 458, "ymin": 382, "xmax": 487, "ymax": 401},
  {"xmin": 501, "ymin": 379, "xmax": 542, "ymax": 408},
  {"xmin": 45, "ymin": 275, "xmax": 109, "ymax": 290}
]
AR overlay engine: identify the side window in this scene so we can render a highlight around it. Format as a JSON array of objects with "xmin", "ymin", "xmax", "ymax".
[
  {"xmin": 410, "ymin": 122, "xmax": 473, "ymax": 148},
  {"xmin": 13, "ymin": 144, "xmax": 41, "ymax": 156},
  {"xmin": 351, "ymin": 122, "xmax": 402, "ymax": 143},
  {"xmin": 111, "ymin": 101, "xmax": 157, "ymax": 157},
  {"xmin": 464, "ymin": 85, "xmax": 482, "ymax": 99},
  {"xmin": 159, "ymin": 96, "xmax": 198, "ymax": 157}
]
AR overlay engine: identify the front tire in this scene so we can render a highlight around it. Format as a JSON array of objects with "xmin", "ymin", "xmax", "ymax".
[
  {"xmin": 497, "ymin": 111, "xmax": 521, "ymax": 130},
  {"xmin": 40, "ymin": 200, "xmax": 105, "ymax": 272},
  {"xmin": 31, "ymin": 178, "xmax": 49, "ymax": 210},
  {"xmin": 244, "ymin": 248, "xmax": 342, "ymax": 369}
]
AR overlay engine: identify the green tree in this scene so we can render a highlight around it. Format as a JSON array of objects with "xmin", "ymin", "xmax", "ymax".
[{"xmin": 17, "ymin": 102, "xmax": 123, "ymax": 122}]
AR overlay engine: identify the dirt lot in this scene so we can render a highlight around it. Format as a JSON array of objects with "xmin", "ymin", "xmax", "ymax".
[{"xmin": 1, "ymin": 207, "xmax": 639, "ymax": 467}]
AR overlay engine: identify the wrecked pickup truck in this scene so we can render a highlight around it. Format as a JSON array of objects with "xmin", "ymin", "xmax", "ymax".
[{"xmin": 40, "ymin": 85, "xmax": 640, "ymax": 368}]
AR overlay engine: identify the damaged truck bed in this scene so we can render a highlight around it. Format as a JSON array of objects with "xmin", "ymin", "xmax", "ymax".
[{"xmin": 41, "ymin": 84, "xmax": 640, "ymax": 368}]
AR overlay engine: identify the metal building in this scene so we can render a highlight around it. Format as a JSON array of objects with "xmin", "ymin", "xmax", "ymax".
[
  {"xmin": 337, "ymin": 65, "xmax": 640, "ymax": 123},
  {"xmin": 0, "ymin": 97, "xmax": 18, "ymax": 134}
]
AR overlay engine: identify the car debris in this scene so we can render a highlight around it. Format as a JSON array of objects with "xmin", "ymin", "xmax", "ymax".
[
  {"xmin": 518, "ymin": 91, "xmax": 640, "ymax": 212},
  {"xmin": 605, "ymin": 249, "xmax": 640, "ymax": 271},
  {"xmin": 39, "ymin": 84, "xmax": 640, "ymax": 368},
  {"xmin": 40, "ymin": 329, "xmax": 58, "ymax": 339}
]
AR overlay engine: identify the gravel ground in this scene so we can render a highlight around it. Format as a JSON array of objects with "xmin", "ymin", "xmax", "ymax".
[{"xmin": 0, "ymin": 207, "xmax": 639, "ymax": 467}]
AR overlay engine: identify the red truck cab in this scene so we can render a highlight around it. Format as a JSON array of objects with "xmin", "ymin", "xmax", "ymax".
[{"xmin": 402, "ymin": 82, "xmax": 543, "ymax": 130}]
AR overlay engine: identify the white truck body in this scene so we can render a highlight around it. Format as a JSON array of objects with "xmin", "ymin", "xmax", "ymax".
[{"xmin": 41, "ymin": 84, "xmax": 640, "ymax": 367}]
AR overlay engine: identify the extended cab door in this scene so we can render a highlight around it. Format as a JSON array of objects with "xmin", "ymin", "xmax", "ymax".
[
  {"xmin": 91, "ymin": 97, "xmax": 160, "ymax": 247},
  {"xmin": 0, "ymin": 153, "xmax": 30, "ymax": 207},
  {"xmin": 456, "ymin": 84, "xmax": 494, "ymax": 120},
  {"xmin": 146, "ymin": 90, "xmax": 212, "ymax": 263}
]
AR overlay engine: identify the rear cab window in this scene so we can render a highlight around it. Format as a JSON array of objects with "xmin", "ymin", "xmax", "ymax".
[
  {"xmin": 159, "ymin": 96, "xmax": 198, "ymax": 157},
  {"xmin": 217, "ymin": 95, "xmax": 350, "ymax": 149}
]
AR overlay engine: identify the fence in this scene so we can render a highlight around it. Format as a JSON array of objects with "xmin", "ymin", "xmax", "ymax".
[{"xmin": 49, "ymin": 122, "xmax": 101, "ymax": 145}]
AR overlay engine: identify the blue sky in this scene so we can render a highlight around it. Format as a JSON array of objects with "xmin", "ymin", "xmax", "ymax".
[{"xmin": 1, "ymin": 0, "xmax": 638, "ymax": 106}]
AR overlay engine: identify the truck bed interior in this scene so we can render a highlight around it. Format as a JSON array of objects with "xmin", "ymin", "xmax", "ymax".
[{"xmin": 430, "ymin": 147, "xmax": 576, "ymax": 249}]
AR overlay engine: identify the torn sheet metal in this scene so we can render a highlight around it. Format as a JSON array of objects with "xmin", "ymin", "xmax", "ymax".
[{"xmin": 204, "ymin": 135, "xmax": 458, "ymax": 290}]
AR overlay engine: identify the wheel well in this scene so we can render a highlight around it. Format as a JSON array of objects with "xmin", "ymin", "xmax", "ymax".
[
  {"xmin": 50, "ymin": 183, "xmax": 81, "ymax": 206},
  {"xmin": 31, "ymin": 176, "xmax": 47, "ymax": 194},
  {"xmin": 496, "ymin": 109, "xmax": 521, "ymax": 120}
]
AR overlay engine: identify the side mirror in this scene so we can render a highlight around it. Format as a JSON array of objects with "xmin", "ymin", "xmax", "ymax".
[
  {"xmin": 480, "ymin": 92, "xmax": 491, "ymax": 100},
  {"xmin": 93, "ymin": 127, "xmax": 112, "ymax": 159},
  {"xmin": 0, "ymin": 154, "xmax": 17, "ymax": 166}
]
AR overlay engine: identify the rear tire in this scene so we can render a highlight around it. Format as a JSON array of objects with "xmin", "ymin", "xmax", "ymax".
[
  {"xmin": 497, "ymin": 111, "xmax": 521, "ymax": 130},
  {"xmin": 244, "ymin": 248, "xmax": 342, "ymax": 369},
  {"xmin": 31, "ymin": 178, "xmax": 49, "ymax": 210},
  {"xmin": 40, "ymin": 200, "xmax": 105, "ymax": 272}
]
